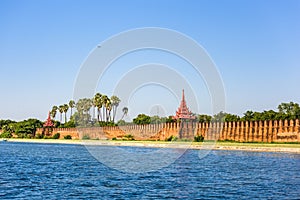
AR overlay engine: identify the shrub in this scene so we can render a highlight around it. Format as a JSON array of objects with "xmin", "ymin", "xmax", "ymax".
[
  {"xmin": 117, "ymin": 120, "xmax": 126, "ymax": 126},
  {"xmin": 123, "ymin": 134, "xmax": 134, "ymax": 141},
  {"xmin": 26, "ymin": 134, "xmax": 33, "ymax": 139},
  {"xmin": 64, "ymin": 135, "xmax": 72, "ymax": 139},
  {"xmin": 52, "ymin": 133, "xmax": 60, "ymax": 139},
  {"xmin": 194, "ymin": 135, "xmax": 204, "ymax": 142},
  {"xmin": 60, "ymin": 120, "xmax": 75, "ymax": 128},
  {"xmin": 97, "ymin": 121, "xmax": 117, "ymax": 127},
  {"xmin": 112, "ymin": 137, "xmax": 117, "ymax": 140},
  {"xmin": 165, "ymin": 135, "xmax": 177, "ymax": 141},
  {"xmin": 35, "ymin": 133, "xmax": 43, "ymax": 139},
  {"xmin": 82, "ymin": 135, "xmax": 90, "ymax": 140},
  {"xmin": 0, "ymin": 132, "xmax": 12, "ymax": 138},
  {"xmin": 133, "ymin": 114, "xmax": 151, "ymax": 125}
]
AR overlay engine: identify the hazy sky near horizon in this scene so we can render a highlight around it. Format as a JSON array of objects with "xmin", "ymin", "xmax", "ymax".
[{"xmin": 0, "ymin": 0, "xmax": 299, "ymax": 121}]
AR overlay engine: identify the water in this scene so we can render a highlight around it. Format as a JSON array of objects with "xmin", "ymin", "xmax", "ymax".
[{"xmin": 0, "ymin": 142, "xmax": 299, "ymax": 199}]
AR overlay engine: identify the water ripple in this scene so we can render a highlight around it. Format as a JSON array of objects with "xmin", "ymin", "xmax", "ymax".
[{"xmin": 0, "ymin": 142, "xmax": 299, "ymax": 199}]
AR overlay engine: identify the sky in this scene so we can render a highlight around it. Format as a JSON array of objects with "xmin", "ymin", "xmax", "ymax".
[{"xmin": 0, "ymin": 0, "xmax": 299, "ymax": 121}]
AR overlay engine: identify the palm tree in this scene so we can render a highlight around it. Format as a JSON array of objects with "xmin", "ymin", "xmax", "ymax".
[
  {"xmin": 121, "ymin": 107, "xmax": 128, "ymax": 120},
  {"xmin": 91, "ymin": 98, "xmax": 96, "ymax": 120},
  {"xmin": 101, "ymin": 95, "xmax": 110, "ymax": 122},
  {"xmin": 106, "ymin": 101, "xmax": 112, "ymax": 122},
  {"xmin": 93, "ymin": 93, "xmax": 102, "ymax": 122},
  {"xmin": 62, "ymin": 104, "xmax": 69, "ymax": 123},
  {"xmin": 51, "ymin": 106, "xmax": 58, "ymax": 120},
  {"xmin": 69, "ymin": 100, "xmax": 75, "ymax": 118},
  {"xmin": 58, "ymin": 105, "xmax": 64, "ymax": 122},
  {"xmin": 84, "ymin": 98, "xmax": 93, "ymax": 116},
  {"xmin": 111, "ymin": 95, "xmax": 121, "ymax": 123},
  {"xmin": 75, "ymin": 98, "xmax": 93, "ymax": 125}
]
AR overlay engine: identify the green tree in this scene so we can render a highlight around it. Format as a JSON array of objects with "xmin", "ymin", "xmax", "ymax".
[
  {"xmin": 241, "ymin": 110, "xmax": 282, "ymax": 121},
  {"xmin": 241, "ymin": 110, "xmax": 254, "ymax": 121},
  {"xmin": 69, "ymin": 100, "xmax": 75, "ymax": 118},
  {"xmin": 51, "ymin": 106, "xmax": 58, "ymax": 119},
  {"xmin": 62, "ymin": 104, "xmax": 69, "ymax": 123},
  {"xmin": 133, "ymin": 114, "xmax": 151, "ymax": 125},
  {"xmin": 165, "ymin": 116, "xmax": 176, "ymax": 123},
  {"xmin": 212, "ymin": 111, "xmax": 227, "ymax": 122},
  {"xmin": 278, "ymin": 102, "xmax": 300, "ymax": 119},
  {"xmin": 58, "ymin": 105, "xmax": 64, "ymax": 122},
  {"xmin": 53, "ymin": 120, "xmax": 61, "ymax": 128},
  {"xmin": 105, "ymin": 99, "xmax": 112, "ymax": 122},
  {"xmin": 150, "ymin": 115, "xmax": 162, "ymax": 124},
  {"xmin": 1, "ymin": 123, "xmax": 15, "ymax": 134},
  {"xmin": 252, "ymin": 112, "xmax": 264, "ymax": 121},
  {"xmin": 121, "ymin": 107, "xmax": 128, "ymax": 120},
  {"xmin": 60, "ymin": 117, "xmax": 75, "ymax": 128},
  {"xmin": 71, "ymin": 111, "xmax": 92, "ymax": 127},
  {"xmin": 94, "ymin": 93, "xmax": 102, "ymax": 122},
  {"xmin": 117, "ymin": 119, "xmax": 126, "ymax": 126},
  {"xmin": 111, "ymin": 95, "xmax": 121, "ymax": 123},
  {"xmin": 76, "ymin": 98, "xmax": 84, "ymax": 113},
  {"xmin": 0, "ymin": 132, "xmax": 12, "ymax": 138},
  {"xmin": 198, "ymin": 114, "xmax": 212, "ymax": 123},
  {"xmin": 12, "ymin": 119, "xmax": 43, "ymax": 138},
  {"xmin": 212, "ymin": 112, "xmax": 240, "ymax": 122},
  {"xmin": 101, "ymin": 95, "xmax": 110, "ymax": 122},
  {"xmin": 260, "ymin": 110, "xmax": 278, "ymax": 121},
  {"xmin": 83, "ymin": 98, "xmax": 93, "ymax": 115},
  {"xmin": 75, "ymin": 98, "xmax": 93, "ymax": 126},
  {"xmin": 224, "ymin": 113, "xmax": 240, "ymax": 122},
  {"xmin": 0, "ymin": 119, "xmax": 16, "ymax": 129}
]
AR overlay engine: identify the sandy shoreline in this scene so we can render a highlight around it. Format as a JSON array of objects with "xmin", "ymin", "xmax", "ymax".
[{"xmin": 3, "ymin": 138, "xmax": 300, "ymax": 154}]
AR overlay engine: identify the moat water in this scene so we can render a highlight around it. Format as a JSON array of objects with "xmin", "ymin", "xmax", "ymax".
[{"xmin": 0, "ymin": 142, "xmax": 299, "ymax": 199}]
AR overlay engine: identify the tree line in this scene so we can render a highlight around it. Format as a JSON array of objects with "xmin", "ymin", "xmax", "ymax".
[
  {"xmin": 0, "ymin": 101, "xmax": 299, "ymax": 138},
  {"xmin": 128, "ymin": 102, "xmax": 300, "ymax": 125},
  {"xmin": 50, "ymin": 93, "xmax": 128, "ymax": 127},
  {"xmin": 197, "ymin": 102, "xmax": 300, "ymax": 123},
  {"xmin": 0, "ymin": 119, "xmax": 43, "ymax": 138}
]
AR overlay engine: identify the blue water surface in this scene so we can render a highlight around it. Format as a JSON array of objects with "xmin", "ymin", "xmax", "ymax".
[{"xmin": 0, "ymin": 142, "xmax": 299, "ymax": 199}]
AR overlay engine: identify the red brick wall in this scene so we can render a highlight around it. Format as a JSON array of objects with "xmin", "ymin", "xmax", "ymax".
[{"xmin": 35, "ymin": 119, "xmax": 300, "ymax": 143}]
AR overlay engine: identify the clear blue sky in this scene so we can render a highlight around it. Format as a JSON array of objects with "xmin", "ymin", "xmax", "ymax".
[{"xmin": 0, "ymin": 0, "xmax": 299, "ymax": 121}]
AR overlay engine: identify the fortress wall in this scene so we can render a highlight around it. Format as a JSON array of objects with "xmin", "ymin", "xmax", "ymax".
[
  {"xmin": 54, "ymin": 128, "xmax": 79, "ymax": 139},
  {"xmin": 36, "ymin": 128, "xmax": 79, "ymax": 139},
  {"xmin": 35, "ymin": 119, "xmax": 300, "ymax": 143},
  {"xmin": 118, "ymin": 123, "xmax": 180, "ymax": 140},
  {"xmin": 184, "ymin": 119, "xmax": 299, "ymax": 142}
]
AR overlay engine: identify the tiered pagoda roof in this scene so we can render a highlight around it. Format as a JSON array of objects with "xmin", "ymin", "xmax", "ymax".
[
  {"xmin": 43, "ymin": 112, "xmax": 54, "ymax": 127},
  {"xmin": 173, "ymin": 89, "xmax": 196, "ymax": 120}
]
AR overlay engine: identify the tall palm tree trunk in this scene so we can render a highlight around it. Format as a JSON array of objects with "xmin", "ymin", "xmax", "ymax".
[
  {"xmin": 98, "ymin": 108, "xmax": 102, "ymax": 122},
  {"xmin": 121, "ymin": 113, "xmax": 125, "ymax": 120},
  {"xmin": 92, "ymin": 106, "xmax": 95, "ymax": 119},
  {"xmin": 103, "ymin": 107, "xmax": 105, "ymax": 122},
  {"xmin": 112, "ymin": 107, "xmax": 116, "ymax": 122},
  {"xmin": 106, "ymin": 110, "xmax": 109, "ymax": 122}
]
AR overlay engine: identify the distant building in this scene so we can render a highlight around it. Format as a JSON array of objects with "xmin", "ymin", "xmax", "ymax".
[
  {"xmin": 43, "ymin": 112, "xmax": 54, "ymax": 136},
  {"xmin": 173, "ymin": 89, "xmax": 196, "ymax": 120},
  {"xmin": 44, "ymin": 112, "xmax": 54, "ymax": 127}
]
